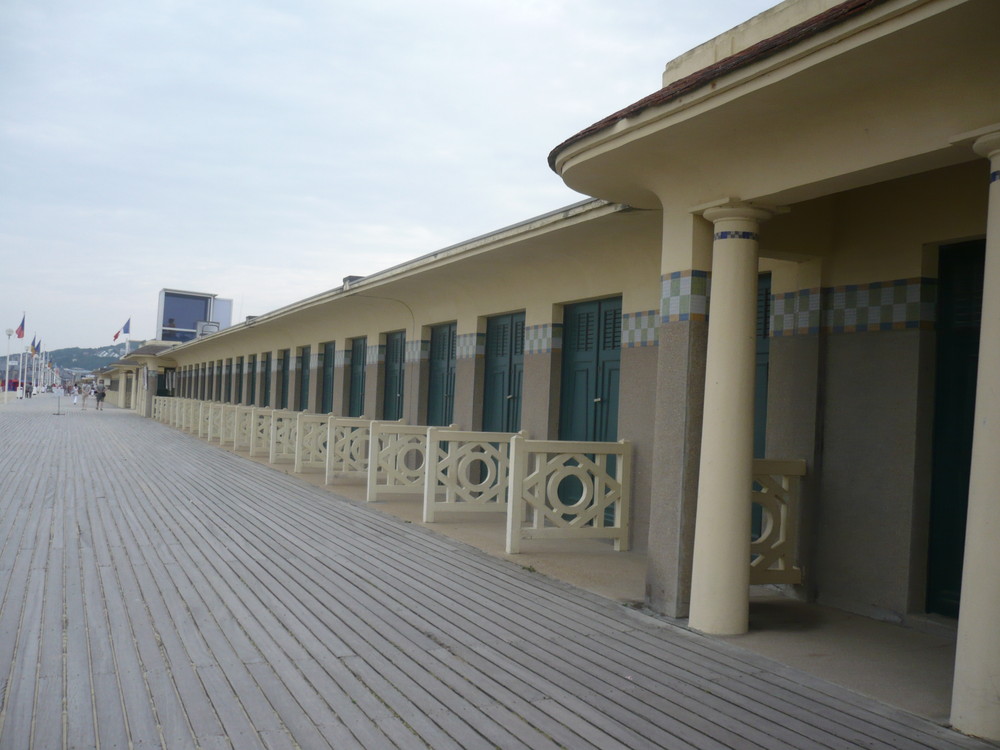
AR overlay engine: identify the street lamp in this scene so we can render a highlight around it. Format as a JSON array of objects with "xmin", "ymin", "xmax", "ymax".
[{"xmin": 3, "ymin": 329, "xmax": 11, "ymax": 404}]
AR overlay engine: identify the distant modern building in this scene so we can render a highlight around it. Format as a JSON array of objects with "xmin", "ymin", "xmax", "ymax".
[{"xmin": 156, "ymin": 289, "xmax": 232, "ymax": 343}]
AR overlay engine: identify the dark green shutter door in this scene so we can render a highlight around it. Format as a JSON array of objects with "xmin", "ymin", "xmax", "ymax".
[
  {"xmin": 247, "ymin": 355, "xmax": 257, "ymax": 406},
  {"xmin": 483, "ymin": 313, "xmax": 525, "ymax": 432},
  {"xmin": 261, "ymin": 353, "xmax": 271, "ymax": 408},
  {"xmin": 752, "ymin": 273, "xmax": 772, "ymax": 539},
  {"xmin": 559, "ymin": 297, "xmax": 621, "ymax": 443},
  {"xmin": 928, "ymin": 240, "xmax": 985, "ymax": 617},
  {"xmin": 348, "ymin": 338, "xmax": 366, "ymax": 418},
  {"xmin": 383, "ymin": 332, "xmax": 405, "ymax": 421},
  {"xmin": 298, "ymin": 346, "xmax": 311, "ymax": 411},
  {"xmin": 428, "ymin": 323, "xmax": 457, "ymax": 426},
  {"xmin": 279, "ymin": 350, "xmax": 290, "ymax": 409},
  {"xmin": 321, "ymin": 342, "xmax": 335, "ymax": 413}
]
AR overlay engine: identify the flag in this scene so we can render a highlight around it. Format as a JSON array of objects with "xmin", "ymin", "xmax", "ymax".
[
  {"xmin": 122, "ymin": 318, "xmax": 131, "ymax": 335},
  {"xmin": 15, "ymin": 316, "xmax": 24, "ymax": 339},
  {"xmin": 30, "ymin": 336, "xmax": 36, "ymax": 355},
  {"xmin": 113, "ymin": 329, "xmax": 120, "ymax": 341},
  {"xmin": 37, "ymin": 339, "xmax": 42, "ymax": 352}
]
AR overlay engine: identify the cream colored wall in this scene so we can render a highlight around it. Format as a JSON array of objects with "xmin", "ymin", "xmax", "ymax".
[{"xmin": 761, "ymin": 162, "xmax": 989, "ymax": 290}]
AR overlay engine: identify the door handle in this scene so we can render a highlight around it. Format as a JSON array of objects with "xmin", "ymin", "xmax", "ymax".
[
  {"xmin": 593, "ymin": 397, "xmax": 602, "ymax": 403},
  {"xmin": 506, "ymin": 394, "xmax": 514, "ymax": 400}
]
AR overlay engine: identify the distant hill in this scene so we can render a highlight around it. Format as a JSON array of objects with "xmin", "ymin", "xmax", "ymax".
[{"xmin": 51, "ymin": 342, "xmax": 149, "ymax": 372}]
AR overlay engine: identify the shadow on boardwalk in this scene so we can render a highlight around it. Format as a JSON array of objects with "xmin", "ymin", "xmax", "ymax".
[{"xmin": 0, "ymin": 396, "xmax": 994, "ymax": 749}]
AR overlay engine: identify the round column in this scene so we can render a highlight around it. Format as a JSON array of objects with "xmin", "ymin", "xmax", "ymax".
[
  {"xmin": 951, "ymin": 131, "xmax": 1000, "ymax": 741},
  {"xmin": 688, "ymin": 205, "xmax": 771, "ymax": 635}
]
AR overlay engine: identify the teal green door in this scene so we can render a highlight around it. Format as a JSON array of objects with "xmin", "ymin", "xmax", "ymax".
[
  {"xmin": 483, "ymin": 313, "xmax": 525, "ymax": 432},
  {"xmin": 348, "ymin": 337, "xmax": 366, "ymax": 417},
  {"xmin": 427, "ymin": 323, "xmax": 457, "ymax": 426},
  {"xmin": 559, "ymin": 298, "xmax": 621, "ymax": 443},
  {"xmin": 928, "ymin": 240, "xmax": 985, "ymax": 617},
  {"xmin": 383, "ymin": 331, "xmax": 405, "ymax": 421},
  {"xmin": 752, "ymin": 273, "xmax": 772, "ymax": 539},
  {"xmin": 298, "ymin": 345, "xmax": 311, "ymax": 411},
  {"xmin": 320, "ymin": 342, "xmax": 335, "ymax": 414}
]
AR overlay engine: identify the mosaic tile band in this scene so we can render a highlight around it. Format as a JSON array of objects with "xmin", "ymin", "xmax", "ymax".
[
  {"xmin": 456, "ymin": 332, "xmax": 484, "ymax": 360},
  {"xmin": 366, "ymin": 344, "xmax": 385, "ymax": 366},
  {"xmin": 661, "ymin": 270, "xmax": 710, "ymax": 323},
  {"xmin": 622, "ymin": 310, "xmax": 659, "ymax": 348},
  {"xmin": 714, "ymin": 231, "xmax": 759, "ymax": 241},
  {"xmin": 405, "ymin": 339, "xmax": 429, "ymax": 363},
  {"xmin": 772, "ymin": 278, "xmax": 936, "ymax": 335},
  {"xmin": 524, "ymin": 323, "xmax": 562, "ymax": 355},
  {"xmin": 334, "ymin": 349, "xmax": 349, "ymax": 368}
]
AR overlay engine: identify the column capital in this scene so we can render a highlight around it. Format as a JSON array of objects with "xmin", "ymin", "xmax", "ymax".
[
  {"xmin": 702, "ymin": 204, "xmax": 773, "ymax": 225},
  {"xmin": 973, "ymin": 131, "xmax": 1000, "ymax": 161}
]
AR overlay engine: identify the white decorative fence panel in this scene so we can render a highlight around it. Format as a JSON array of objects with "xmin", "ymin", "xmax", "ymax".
[
  {"xmin": 750, "ymin": 459, "xmax": 806, "ymax": 585},
  {"xmin": 505, "ymin": 436, "xmax": 632, "ymax": 554},
  {"xmin": 423, "ymin": 428, "xmax": 519, "ymax": 522},
  {"xmin": 218, "ymin": 405, "xmax": 237, "ymax": 445},
  {"xmin": 294, "ymin": 413, "xmax": 330, "ymax": 473},
  {"xmin": 234, "ymin": 406, "xmax": 255, "ymax": 450},
  {"xmin": 196, "ymin": 403, "xmax": 212, "ymax": 438},
  {"xmin": 249, "ymin": 408, "xmax": 273, "ymax": 458},
  {"xmin": 269, "ymin": 410, "xmax": 298, "ymax": 464},
  {"xmin": 182, "ymin": 399, "xmax": 199, "ymax": 432},
  {"xmin": 367, "ymin": 422, "xmax": 441, "ymax": 502},
  {"xmin": 325, "ymin": 417, "xmax": 372, "ymax": 484},
  {"xmin": 151, "ymin": 397, "xmax": 166, "ymax": 422},
  {"xmin": 206, "ymin": 403, "xmax": 224, "ymax": 442}
]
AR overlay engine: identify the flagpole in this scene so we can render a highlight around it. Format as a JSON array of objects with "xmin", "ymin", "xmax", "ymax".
[{"xmin": 3, "ymin": 328, "xmax": 11, "ymax": 404}]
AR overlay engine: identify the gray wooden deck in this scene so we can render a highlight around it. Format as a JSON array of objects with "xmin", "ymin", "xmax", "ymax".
[{"xmin": 0, "ymin": 395, "xmax": 994, "ymax": 749}]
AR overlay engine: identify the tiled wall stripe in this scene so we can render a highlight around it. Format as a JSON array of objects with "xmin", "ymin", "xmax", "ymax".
[
  {"xmin": 661, "ymin": 270, "xmax": 710, "ymax": 323},
  {"xmin": 334, "ymin": 349, "xmax": 349, "ymax": 368},
  {"xmin": 524, "ymin": 323, "xmax": 562, "ymax": 355},
  {"xmin": 622, "ymin": 310, "xmax": 659, "ymax": 348},
  {"xmin": 405, "ymin": 339, "xmax": 429, "ymax": 363},
  {"xmin": 456, "ymin": 333, "xmax": 484, "ymax": 360},
  {"xmin": 366, "ymin": 344, "xmax": 385, "ymax": 366},
  {"xmin": 771, "ymin": 278, "xmax": 937, "ymax": 336}
]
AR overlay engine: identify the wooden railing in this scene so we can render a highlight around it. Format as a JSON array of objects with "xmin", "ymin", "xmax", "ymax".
[
  {"xmin": 325, "ymin": 417, "xmax": 372, "ymax": 483},
  {"xmin": 423, "ymin": 428, "xmax": 520, "ymax": 522},
  {"xmin": 505, "ymin": 436, "xmax": 632, "ymax": 554},
  {"xmin": 294, "ymin": 413, "xmax": 330, "ymax": 473},
  {"xmin": 147, "ymin": 399, "xmax": 810, "ymax": 572},
  {"xmin": 750, "ymin": 459, "xmax": 806, "ymax": 585}
]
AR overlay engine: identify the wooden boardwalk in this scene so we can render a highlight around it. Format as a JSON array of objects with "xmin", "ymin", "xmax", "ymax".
[{"xmin": 0, "ymin": 396, "xmax": 994, "ymax": 750}]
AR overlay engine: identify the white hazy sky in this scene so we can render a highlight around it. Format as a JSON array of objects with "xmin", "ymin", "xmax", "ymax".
[{"xmin": 1, "ymin": 0, "xmax": 777, "ymax": 350}]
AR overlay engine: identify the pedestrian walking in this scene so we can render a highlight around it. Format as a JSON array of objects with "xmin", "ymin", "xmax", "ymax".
[
  {"xmin": 81, "ymin": 384, "xmax": 90, "ymax": 410},
  {"xmin": 71, "ymin": 384, "xmax": 79, "ymax": 405},
  {"xmin": 95, "ymin": 385, "xmax": 106, "ymax": 411}
]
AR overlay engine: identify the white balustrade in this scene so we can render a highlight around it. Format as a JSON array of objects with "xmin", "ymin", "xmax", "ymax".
[
  {"xmin": 423, "ymin": 428, "xmax": 520, "ymax": 523},
  {"xmin": 206, "ymin": 403, "xmax": 224, "ymax": 442},
  {"xmin": 269, "ymin": 410, "xmax": 298, "ymax": 464},
  {"xmin": 749, "ymin": 459, "xmax": 806, "ymax": 585},
  {"xmin": 249, "ymin": 408, "xmax": 273, "ymax": 457},
  {"xmin": 294, "ymin": 413, "xmax": 330, "ymax": 473},
  {"xmin": 367, "ymin": 421, "xmax": 443, "ymax": 502},
  {"xmin": 505, "ymin": 436, "xmax": 632, "ymax": 554},
  {"xmin": 325, "ymin": 417, "xmax": 372, "ymax": 484},
  {"xmin": 218, "ymin": 405, "xmax": 237, "ymax": 445},
  {"xmin": 233, "ymin": 405, "xmax": 254, "ymax": 450}
]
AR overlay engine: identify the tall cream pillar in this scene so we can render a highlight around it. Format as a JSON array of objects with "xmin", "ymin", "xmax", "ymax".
[
  {"xmin": 951, "ymin": 132, "xmax": 1000, "ymax": 741},
  {"xmin": 688, "ymin": 205, "xmax": 771, "ymax": 635}
]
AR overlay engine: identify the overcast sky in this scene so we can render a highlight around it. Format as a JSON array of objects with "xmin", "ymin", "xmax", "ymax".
[{"xmin": 1, "ymin": 0, "xmax": 776, "ymax": 350}]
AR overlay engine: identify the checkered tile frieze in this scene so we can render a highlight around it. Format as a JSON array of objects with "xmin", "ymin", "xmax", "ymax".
[
  {"xmin": 334, "ymin": 349, "xmax": 349, "ymax": 368},
  {"xmin": 772, "ymin": 278, "xmax": 936, "ymax": 336},
  {"xmin": 821, "ymin": 278, "xmax": 936, "ymax": 333},
  {"xmin": 456, "ymin": 333, "xmax": 484, "ymax": 360},
  {"xmin": 405, "ymin": 339, "xmax": 429, "ymax": 363},
  {"xmin": 622, "ymin": 310, "xmax": 659, "ymax": 348},
  {"xmin": 771, "ymin": 288, "xmax": 822, "ymax": 336},
  {"xmin": 366, "ymin": 344, "xmax": 385, "ymax": 366},
  {"xmin": 524, "ymin": 323, "xmax": 562, "ymax": 355},
  {"xmin": 661, "ymin": 270, "xmax": 710, "ymax": 323}
]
